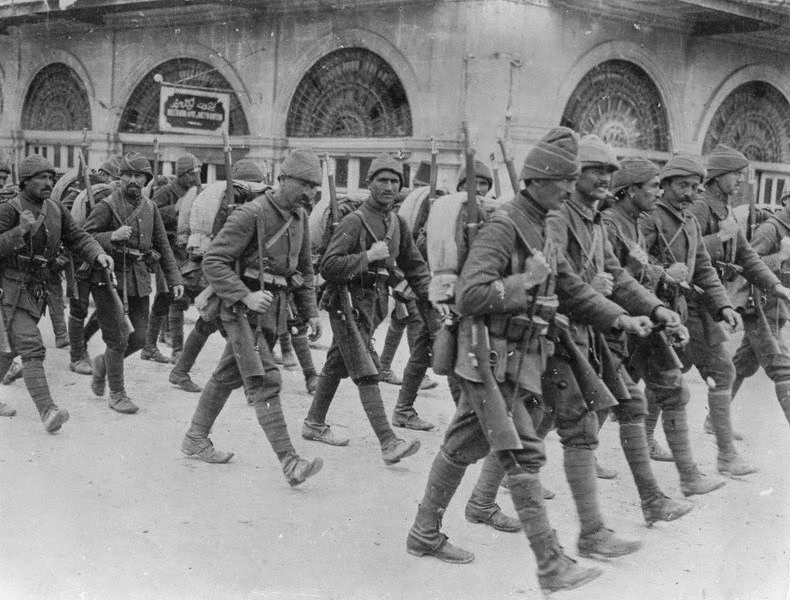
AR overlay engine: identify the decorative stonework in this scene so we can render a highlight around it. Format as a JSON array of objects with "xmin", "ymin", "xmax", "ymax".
[
  {"xmin": 119, "ymin": 58, "xmax": 249, "ymax": 135},
  {"xmin": 561, "ymin": 59, "xmax": 670, "ymax": 151},
  {"xmin": 286, "ymin": 48, "xmax": 412, "ymax": 138},
  {"xmin": 703, "ymin": 81, "xmax": 790, "ymax": 163},
  {"xmin": 22, "ymin": 63, "xmax": 91, "ymax": 131}
]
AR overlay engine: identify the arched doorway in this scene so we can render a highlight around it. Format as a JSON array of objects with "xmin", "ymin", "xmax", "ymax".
[
  {"xmin": 21, "ymin": 63, "xmax": 92, "ymax": 169},
  {"xmin": 119, "ymin": 58, "xmax": 250, "ymax": 182},
  {"xmin": 561, "ymin": 59, "xmax": 670, "ymax": 153},
  {"xmin": 703, "ymin": 81, "xmax": 790, "ymax": 208},
  {"xmin": 286, "ymin": 48, "xmax": 413, "ymax": 191}
]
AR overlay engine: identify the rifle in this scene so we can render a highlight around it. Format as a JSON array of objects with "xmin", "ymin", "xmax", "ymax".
[
  {"xmin": 497, "ymin": 137, "xmax": 520, "ymax": 193},
  {"xmin": 222, "ymin": 131, "xmax": 234, "ymax": 208},
  {"xmin": 0, "ymin": 289, "xmax": 12, "ymax": 354},
  {"xmin": 10, "ymin": 144, "xmax": 18, "ymax": 187},
  {"xmin": 152, "ymin": 137, "xmax": 160, "ymax": 183},
  {"xmin": 490, "ymin": 152, "xmax": 501, "ymax": 198},
  {"xmin": 101, "ymin": 267, "xmax": 133, "ymax": 339},
  {"xmin": 428, "ymin": 136, "xmax": 438, "ymax": 201},
  {"xmin": 324, "ymin": 153, "xmax": 378, "ymax": 378}
]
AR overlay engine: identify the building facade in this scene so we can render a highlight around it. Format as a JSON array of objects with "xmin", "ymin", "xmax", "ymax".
[{"xmin": 1, "ymin": 0, "xmax": 790, "ymax": 205}]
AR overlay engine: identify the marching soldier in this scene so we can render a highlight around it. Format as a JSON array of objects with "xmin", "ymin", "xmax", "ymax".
[
  {"xmin": 602, "ymin": 157, "xmax": 724, "ymax": 496},
  {"xmin": 545, "ymin": 135, "xmax": 692, "ymax": 537},
  {"xmin": 0, "ymin": 154, "xmax": 113, "ymax": 427},
  {"xmin": 143, "ymin": 153, "xmax": 201, "ymax": 363},
  {"xmin": 84, "ymin": 152, "xmax": 184, "ymax": 414},
  {"xmin": 691, "ymin": 144, "xmax": 790, "ymax": 435},
  {"xmin": 180, "ymin": 147, "xmax": 323, "ymax": 487},
  {"xmin": 302, "ymin": 153, "xmax": 430, "ymax": 465},
  {"xmin": 641, "ymin": 154, "xmax": 753, "ymax": 476},
  {"xmin": 407, "ymin": 128, "xmax": 652, "ymax": 591}
]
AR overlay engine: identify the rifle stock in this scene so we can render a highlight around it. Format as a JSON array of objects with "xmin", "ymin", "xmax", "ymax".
[
  {"xmin": 101, "ymin": 268, "xmax": 133, "ymax": 338},
  {"xmin": 497, "ymin": 138, "xmax": 520, "ymax": 193}
]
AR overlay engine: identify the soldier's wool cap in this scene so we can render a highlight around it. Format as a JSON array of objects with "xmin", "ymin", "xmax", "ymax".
[
  {"xmin": 98, "ymin": 155, "xmax": 121, "ymax": 179},
  {"xmin": 611, "ymin": 156, "xmax": 660, "ymax": 195},
  {"xmin": 413, "ymin": 161, "xmax": 432, "ymax": 187},
  {"xmin": 578, "ymin": 134, "xmax": 620, "ymax": 172},
  {"xmin": 0, "ymin": 156, "xmax": 10, "ymax": 174},
  {"xmin": 119, "ymin": 152, "xmax": 154, "ymax": 182},
  {"xmin": 19, "ymin": 154, "xmax": 56, "ymax": 182},
  {"xmin": 367, "ymin": 153, "xmax": 404, "ymax": 188},
  {"xmin": 519, "ymin": 127, "xmax": 580, "ymax": 181},
  {"xmin": 659, "ymin": 153, "xmax": 706, "ymax": 182},
  {"xmin": 281, "ymin": 147, "xmax": 322, "ymax": 186},
  {"xmin": 175, "ymin": 153, "xmax": 201, "ymax": 177},
  {"xmin": 705, "ymin": 144, "xmax": 749, "ymax": 182},
  {"xmin": 232, "ymin": 159, "xmax": 264, "ymax": 182},
  {"xmin": 457, "ymin": 159, "xmax": 493, "ymax": 191}
]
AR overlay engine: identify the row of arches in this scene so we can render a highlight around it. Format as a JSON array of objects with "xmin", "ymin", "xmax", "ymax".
[{"xmin": 14, "ymin": 50, "xmax": 790, "ymax": 165}]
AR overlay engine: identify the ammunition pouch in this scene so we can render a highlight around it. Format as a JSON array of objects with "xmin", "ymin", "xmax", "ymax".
[
  {"xmin": 242, "ymin": 266, "xmax": 291, "ymax": 291},
  {"xmin": 385, "ymin": 266, "xmax": 406, "ymax": 289},
  {"xmin": 143, "ymin": 249, "xmax": 161, "ymax": 272},
  {"xmin": 353, "ymin": 268, "xmax": 390, "ymax": 288},
  {"xmin": 179, "ymin": 258, "xmax": 208, "ymax": 295},
  {"xmin": 3, "ymin": 254, "xmax": 58, "ymax": 281},
  {"xmin": 487, "ymin": 295, "xmax": 558, "ymax": 343},
  {"xmin": 391, "ymin": 279, "xmax": 414, "ymax": 303},
  {"xmin": 714, "ymin": 260, "xmax": 743, "ymax": 282},
  {"xmin": 111, "ymin": 246, "xmax": 143, "ymax": 266}
]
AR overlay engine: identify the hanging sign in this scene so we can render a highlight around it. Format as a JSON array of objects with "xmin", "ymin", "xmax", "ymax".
[{"xmin": 159, "ymin": 84, "xmax": 230, "ymax": 135}]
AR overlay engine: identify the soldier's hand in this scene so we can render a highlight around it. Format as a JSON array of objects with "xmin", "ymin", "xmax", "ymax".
[
  {"xmin": 779, "ymin": 237, "xmax": 790, "ymax": 259},
  {"xmin": 591, "ymin": 272, "xmax": 614, "ymax": 297},
  {"xmin": 720, "ymin": 307, "xmax": 742, "ymax": 332},
  {"xmin": 18, "ymin": 210, "xmax": 36, "ymax": 234},
  {"xmin": 521, "ymin": 251, "xmax": 551, "ymax": 289},
  {"xmin": 653, "ymin": 306, "xmax": 682, "ymax": 332},
  {"xmin": 172, "ymin": 285, "xmax": 184, "ymax": 300},
  {"xmin": 432, "ymin": 302, "xmax": 451, "ymax": 319},
  {"xmin": 308, "ymin": 317, "xmax": 322, "ymax": 342},
  {"xmin": 668, "ymin": 324, "xmax": 690, "ymax": 347},
  {"xmin": 773, "ymin": 283, "xmax": 790, "ymax": 303},
  {"xmin": 242, "ymin": 290, "xmax": 273, "ymax": 313},
  {"xmin": 111, "ymin": 225, "xmax": 133, "ymax": 242},
  {"xmin": 717, "ymin": 217, "xmax": 740, "ymax": 242},
  {"xmin": 664, "ymin": 262, "xmax": 689, "ymax": 282},
  {"xmin": 614, "ymin": 314, "xmax": 654, "ymax": 337},
  {"xmin": 96, "ymin": 254, "xmax": 114, "ymax": 271},
  {"xmin": 366, "ymin": 241, "xmax": 390, "ymax": 262}
]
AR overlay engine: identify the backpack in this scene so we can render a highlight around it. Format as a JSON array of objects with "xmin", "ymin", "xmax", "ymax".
[
  {"xmin": 309, "ymin": 191, "xmax": 369, "ymax": 255},
  {"xmin": 70, "ymin": 183, "xmax": 115, "ymax": 227},
  {"xmin": 186, "ymin": 180, "xmax": 270, "ymax": 257}
]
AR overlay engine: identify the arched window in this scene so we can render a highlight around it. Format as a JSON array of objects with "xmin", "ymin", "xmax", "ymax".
[
  {"xmin": 119, "ymin": 58, "xmax": 249, "ymax": 135},
  {"xmin": 22, "ymin": 63, "xmax": 91, "ymax": 130},
  {"xmin": 561, "ymin": 60, "xmax": 670, "ymax": 151},
  {"xmin": 286, "ymin": 48, "xmax": 412, "ymax": 138},
  {"xmin": 703, "ymin": 81, "xmax": 790, "ymax": 163}
]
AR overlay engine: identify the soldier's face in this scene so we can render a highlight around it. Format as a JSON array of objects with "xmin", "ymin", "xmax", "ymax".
[
  {"xmin": 368, "ymin": 171, "xmax": 401, "ymax": 207},
  {"xmin": 717, "ymin": 170, "xmax": 745, "ymax": 196},
  {"xmin": 633, "ymin": 176, "xmax": 662, "ymax": 213},
  {"xmin": 662, "ymin": 175, "xmax": 701, "ymax": 208},
  {"xmin": 533, "ymin": 178, "xmax": 575, "ymax": 211},
  {"xmin": 121, "ymin": 172, "xmax": 147, "ymax": 199},
  {"xmin": 24, "ymin": 172, "xmax": 54, "ymax": 201},
  {"xmin": 280, "ymin": 176, "xmax": 316, "ymax": 208},
  {"xmin": 0, "ymin": 172, "xmax": 8, "ymax": 187},
  {"xmin": 475, "ymin": 176, "xmax": 491, "ymax": 197},
  {"xmin": 179, "ymin": 170, "xmax": 200, "ymax": 188},
  {"xmin": 576, "ymin": 167, "xmax": 612, "ymax": 202}
]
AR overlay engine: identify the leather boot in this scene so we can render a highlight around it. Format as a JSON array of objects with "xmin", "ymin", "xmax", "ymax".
[
  {"xmin": 618, "ymin": 421, "xmax": 690, "ymax": 525},
  {"xmin": 181, "ymin": 434, "xmax": 234, "ymax": 463},
  {"xmin": 168, "ymin": 305, "xmax": 185, "ymax": 357},
  {"xmin": 142, "ymin": 312, "xmax": 170, "ymax": 363},
  {"xmin": 407, "ymin": 451, "xmax": 474, "ymax": 563},
  {"xmin": 0, "ymin": 402, "xmax": 16, "ymax": 417},
  {"xmin": 708, "ymin": 390, "xmax": 757, "ymax": 476},
  {"xmin": 184, "ymin": 378, "xmax": 234, "ymax": 458},
  {"xmin": 23, "ymin": 358, "xmax": 68, "ymax": 433},
  {"xmin": 42, "ymin": 405, "xmax": 70, "ymax": 433},
  {"xmin": 392, "ymin": 361, "xmax": 434, "ymax": 431},
  {"xmin": 280, "ymin": 452, "xmax": 323, "ymax": 487},
  {"xmin": 565, "ymin": 446, "xmax": 641, "ymax": 557},
  {"xmin": 305, "ymin": 373, "xmax": 341, "ymax": 425},
  {"xmin": 662, "ymin": 408, "xmax": 725, "ymax": 497},
  {"xmin": 359, "ymin": 383, "xmax": 420, "ymax": 464},
  {"xmin": 464, "ymin": 453, "xmax": 521, "ymax": 532},
  {"xmin": 2, "ymin": 361, "xmax": 23, "ymax": 385},
  {"xmin": 68, "ymin": 316, "xmax": 87, "ymax": 365},
  {"xmin": 69, "ymin": 357, "xmax": 93, "ymax": 375},
  {"xmin": 91, "ymin": 353, "xmax": 106, "ymax": 396},
  {"xmin": 302, "ymin": 420, "xmax": 349, "ymax": 446},
  {"xmin": 109, "ymin": 390, "xmax": 139, "ymax": 414}
]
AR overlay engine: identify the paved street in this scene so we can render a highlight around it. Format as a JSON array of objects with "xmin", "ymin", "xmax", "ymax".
[{"xmin": 1, "ymin": 309, "xmax": 789, "ymax": 600}]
